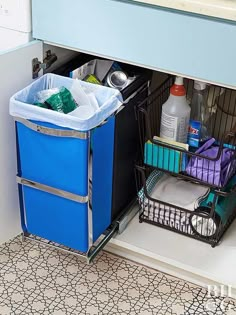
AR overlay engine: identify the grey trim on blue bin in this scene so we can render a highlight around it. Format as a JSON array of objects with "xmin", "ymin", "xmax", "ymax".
[
  {"xmin": 16, "ymin": 176, "xmax": 89, "ymax": 204},
  {"xmin": 87, "ymin": 130, "xmax": 93, "ymax": 249},
  {"xmin": 14, "ymin": 117, "xmax": 88, "ymax": 139}
]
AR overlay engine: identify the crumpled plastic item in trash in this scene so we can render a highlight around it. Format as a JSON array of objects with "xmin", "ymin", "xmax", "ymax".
[
  {"xmin": 35, "ymin": 87, "xmax": 77, "ymax": 114},
  {"xmin": 34, "ymin": 102, "xmax": 50, "ymax": 109},
  {"xmin": 70, "ymin": 80, "xmax": 99, "ymax": 112},
  {"xmin": 59, "ymin": 87, "xmax": 77, "ymax": 114}
]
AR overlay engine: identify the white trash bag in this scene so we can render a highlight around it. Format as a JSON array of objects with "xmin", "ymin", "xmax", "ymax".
[{"xmin": 10, "ymin": 73, "xmax": 123, "ymax": 131}]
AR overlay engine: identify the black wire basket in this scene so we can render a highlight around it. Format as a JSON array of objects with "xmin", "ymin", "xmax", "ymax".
[
  {"xmin": 136, "ymin": 77, "xmax": 236, "ymax": 246},
  {"xmin": 136, "ymin": 165, "xmax": 236, "ymax": 247},
  {"xmin": 137, "ymin": 77, "xmax": 236, "ymax": 189}
]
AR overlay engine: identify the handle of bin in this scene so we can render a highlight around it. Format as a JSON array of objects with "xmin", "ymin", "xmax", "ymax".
[
  {"xmin": 14, "ymin": 117, "xmax": 88, "ymax": 140},
  {"xmin": 17, "ymin": 176, "xmax": 88, "ymax": 204}
]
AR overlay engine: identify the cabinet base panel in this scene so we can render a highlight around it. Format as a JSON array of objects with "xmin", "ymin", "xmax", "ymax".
[{"xmin": 106, "ymin": 210, "xmax": 236, "ymax": 299}]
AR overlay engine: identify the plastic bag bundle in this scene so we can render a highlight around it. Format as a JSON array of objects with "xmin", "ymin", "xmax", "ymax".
[{"xmin": 35, "ymin": 87, "xmax": 77, "ymax": 113}]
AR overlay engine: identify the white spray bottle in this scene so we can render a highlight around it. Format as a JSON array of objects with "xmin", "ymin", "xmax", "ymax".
[{"xmin": 160, "ymin": 76, "xmax": 190, "ymax": 143}]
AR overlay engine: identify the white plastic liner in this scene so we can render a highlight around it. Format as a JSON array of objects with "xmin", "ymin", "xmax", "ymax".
[{"xmin": 10, "ymin": 73, "xmax": 123, "ymax": 131}]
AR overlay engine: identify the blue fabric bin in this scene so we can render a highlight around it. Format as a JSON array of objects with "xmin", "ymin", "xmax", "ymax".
[
  {"xmin": 16, "ymin": 120, "xmax": 90, "ymax": 252},
  {"xmin": 10, "ymin": 74, "xmax": 123, "ymax": 253}
]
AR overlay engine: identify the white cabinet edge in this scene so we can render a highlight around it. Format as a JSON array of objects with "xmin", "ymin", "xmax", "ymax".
[{"xmin": 0, "ymin": 0, "xmax": 31, "ymax": 32}]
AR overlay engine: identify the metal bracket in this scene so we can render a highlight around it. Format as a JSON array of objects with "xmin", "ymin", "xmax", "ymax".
[
  {"xmin": 32, "ymin": 50, "xmax": 58, "ymax": 79},
  {"xmin": 21, "ymin": 222, "xmax": 118, "ymax": 264},
  {"xmin": 118, "ymin": 201, "xmax": 139, "ymax": 234}
]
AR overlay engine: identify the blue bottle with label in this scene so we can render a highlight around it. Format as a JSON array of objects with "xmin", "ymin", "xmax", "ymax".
[{"xmin": 188, "ymin": 81, "xmax": 211, "ymax": 148}]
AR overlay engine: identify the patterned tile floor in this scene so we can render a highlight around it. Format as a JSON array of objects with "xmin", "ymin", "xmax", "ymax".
[{"xmin": 0, "ymin": 236, "xmax": 235, "ymax": 315}]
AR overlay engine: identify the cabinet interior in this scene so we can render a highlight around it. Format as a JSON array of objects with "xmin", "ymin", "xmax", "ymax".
[{"xmin": 37, "ymin": 43, "xmax": 236, "ymax": 293}]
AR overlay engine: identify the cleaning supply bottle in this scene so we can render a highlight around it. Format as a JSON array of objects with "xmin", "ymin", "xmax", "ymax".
[
  {"xmin": 160, "ymin": 76, "xmax": 190, "ymax": 143},
  {"xmin": 188, "ymin": 80, "xmax": 211, "ymax": 148}
]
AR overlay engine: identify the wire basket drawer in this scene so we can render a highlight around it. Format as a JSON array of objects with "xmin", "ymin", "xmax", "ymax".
[
  {"xmin": 137, "ymin": 77, "xmax": 236, "ymax": 189},
  {"xmin": 136, "ymin": 166, "xmax": 236, "ymax": 246}
]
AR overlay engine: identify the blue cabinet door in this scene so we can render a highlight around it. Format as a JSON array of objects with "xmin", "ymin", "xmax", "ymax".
[{"xmin": 32, "ymin": 0, "xmax": 236, "ymax": 87}]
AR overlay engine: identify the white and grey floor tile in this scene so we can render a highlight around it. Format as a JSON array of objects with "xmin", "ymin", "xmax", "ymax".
[{"xmin": 0, "ymin": 236, "xmax": 235, "ymax": 315}]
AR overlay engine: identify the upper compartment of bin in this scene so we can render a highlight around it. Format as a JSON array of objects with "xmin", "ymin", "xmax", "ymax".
[
  {"xmin": 51, "ymin": 53, "xmax": 152, "ymax": 101},
  {"xmin": 32, "ymin": 0, "xmax": 236, "ymax": 88}
]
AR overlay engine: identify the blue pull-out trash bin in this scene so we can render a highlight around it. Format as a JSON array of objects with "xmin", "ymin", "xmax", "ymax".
[{"xmin": 10, "ymin": 73, "xmax": 123, "ymax": 253}]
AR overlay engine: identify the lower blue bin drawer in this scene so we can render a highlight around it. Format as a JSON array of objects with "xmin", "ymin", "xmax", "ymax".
[{"xmin": 23, "ymin": 186, "xmax": 89, "ymax": 252}]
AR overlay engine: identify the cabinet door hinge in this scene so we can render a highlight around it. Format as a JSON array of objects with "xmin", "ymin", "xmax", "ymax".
[{"xmin": 32, "ymin": 50, "xmax": 58, "ymax": 79}]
